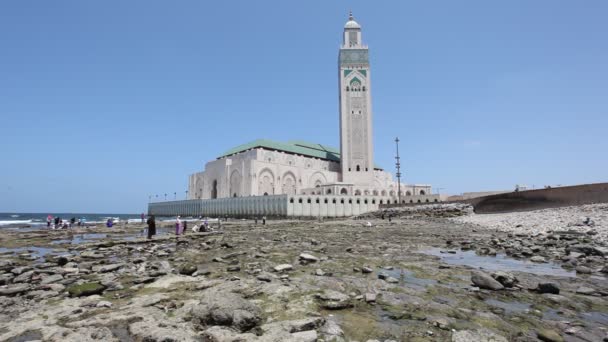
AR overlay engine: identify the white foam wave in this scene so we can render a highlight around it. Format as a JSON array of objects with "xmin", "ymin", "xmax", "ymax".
[{"xmin": 0, "ymin": 220, "xmax": 33, "ymax": 226}]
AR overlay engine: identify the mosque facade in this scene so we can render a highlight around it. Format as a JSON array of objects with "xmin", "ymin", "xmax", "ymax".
[{"xmin": 186, "ymin": 13, "xmax": 433, "ymax": 202}]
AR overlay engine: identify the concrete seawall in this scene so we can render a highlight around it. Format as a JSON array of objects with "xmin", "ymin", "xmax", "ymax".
[{"xmin": 469, "ymin": 182, "xmax": 608, "ymax": 214}]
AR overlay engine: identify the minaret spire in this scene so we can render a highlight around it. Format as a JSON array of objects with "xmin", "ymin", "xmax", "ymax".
[{"xmin": 349, "ymin": 10, "xmax": 354, "ymax": 21}]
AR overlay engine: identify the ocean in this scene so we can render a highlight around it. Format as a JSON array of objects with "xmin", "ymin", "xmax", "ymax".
[{"xmin": 0, "ymin": 212, "xmax": 144, "ymax": 229}]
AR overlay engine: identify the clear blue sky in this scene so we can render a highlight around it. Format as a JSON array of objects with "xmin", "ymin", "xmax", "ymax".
[{"xmin": 1, "ymin": 1, "xmax": 606, "ymax": 213}]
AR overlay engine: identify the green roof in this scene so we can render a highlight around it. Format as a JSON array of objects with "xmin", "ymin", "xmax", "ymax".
[{"xmin": 218, "ymin": 139, "xmax": 382, "ymax": 170}]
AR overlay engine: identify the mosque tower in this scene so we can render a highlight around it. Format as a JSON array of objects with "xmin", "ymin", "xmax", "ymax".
[{"xmin": 338, "ymin": 11, "xmax": 374, "ymax": 185}]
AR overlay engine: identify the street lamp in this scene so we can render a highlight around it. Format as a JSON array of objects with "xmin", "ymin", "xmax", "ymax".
[
  {"xmin": 395, "ymin": 137, "xmax": 402, "ymax": 205},
  {"xmin": 174, "ymin": 192, "xmax": 177, "ymax": 200},
  {"xmin": 164, "ymin": 193, "xmax": 167, "ymax": 201},
  {"xmin": 185, "ymin": 190, "xmax": 188, "ymax": 199}
]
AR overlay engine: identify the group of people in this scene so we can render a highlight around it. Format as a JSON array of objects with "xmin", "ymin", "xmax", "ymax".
[{"xmin": 46, "ymin": 215, "xmax": 87, "ymax": 229}]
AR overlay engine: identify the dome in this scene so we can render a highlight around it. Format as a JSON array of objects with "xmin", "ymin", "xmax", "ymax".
[
  {"xmin": 344, "ymin": 11, "xmax": 361, "ymax": 29},
  {"xmin": 344, "ymin": 20, "xmax": 361, "ymax": 29}
]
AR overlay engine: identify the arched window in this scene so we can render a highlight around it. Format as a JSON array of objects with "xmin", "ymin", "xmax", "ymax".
[
  {"xmin": 324, "ymin": 198, "xmax": 328, "ymax": 204},
  {"xmin": 380, "ymin": 200, "xmax": 384, "ymax": 204},
  {"xmin": 354, "ymin": 189, "xmax": 361, "ymax": 196},
  {"xmin": 372, "ymin": 199, "xmax": 376, "ymax": 204},
  {"xmin": 332, "ymin": 199, "xmax": 336, "ymax": 204},
  {"xmin": 340, "ymin": 188, "xmax": 348, "ymax": 195},
  {"xmin": 356, "ymin": 199, "xmax": 360, "ymax": 204},
  {"xmin": 298, "ymin": 198, "xmax": 303, "ymax": 204},
  {"xmin": 348, "ymin": 199, "xmax": 352, "ymax": 204},
  {"xmin": 364, "ymin": 199, "xmax": 368, "ymax": 204},
  {"xmin": 307, "ymin": 198, "xmax": 311, "ymax": 204},
  {"xmin": 326, "ymin": 189, "xmax": 332, "ymax": 194},
  {"xmin": 420, "ymin": 190, "xmax": 426, "ymax": 195},
  {"xmin": 290, "ymin": 198, "xmax": 294, "ymax": 203},
  {"xmin": 434, "ymin": 199, "xmax": 438, "ymax": 202},
  {"xmin": 417, "ymin": 199, "xmax": 421, "ymax": 203},
  {"xmin": 426, "ymin": 199, "xmax": 430, "ymax": 203},
  {"xmin": 315, "ymin": 198, "xmax": 320, "ymax": 204},
  {"xmin": 340, "ymin": 199, "xmax": 344, "ymax": 204},
  {"xmin": 346, "ymin": 86, "xmax": 350, "ymax": 91},
  {"xmin": 362, "ymin": 86, "xmax": 366, "ymax": 91},
  {"xmin": 263, "ymin": 192, "xmax": 269, "ymax": 196},
  {"xmin": 406, "ymin": 191, "xmax": 412, "ymax": 196},
  {"xmin": 356, "ymin": 165, "xmax": 361, "ymax": 172}
]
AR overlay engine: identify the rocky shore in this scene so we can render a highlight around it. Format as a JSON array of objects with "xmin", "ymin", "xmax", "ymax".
[{"xmin": 0, "ymin": 205, "xmax": 607, "ymax": 341}]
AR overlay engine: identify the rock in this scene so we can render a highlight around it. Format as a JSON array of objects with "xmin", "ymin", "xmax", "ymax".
[
  {"xmin": 491, "ymin": 271, "xmax": 518, "ymax": 288},
  {"xmin": 189, "ymin": 292, "xmax": 262, "ymax": 332},
  {"xmin": 361, "ymin": 266, "xmax": 373, "ymax": 273},
  {"xmin": 537, "ymin": 328, "xmax": 564, "ymax": 342},
  {"xmin": 537, "ymin": 282, "xmax": 560, "ymax": 295},
  {"xmin": 40, "ymin": 274, "xmax": 64, "ymax": 285},
  {"xmin": 80, "ymin": 251, "xmax": 104, "ymax": 259},
  {"xmin": 315, "ymin": 290, "xmax": 353, "ymax": 310},
  {"xmin": 274, "ymin": 264, "xmax": 293, "ymax": 273},
  {"xmin": 575, "ymin": 266, "xmax": 592, "ymax": 274},
  {"xmin": 299, "ymin": 253, "xmax": 319, "ymax": 262},
  {"xmin": 452, "ymin": 328, "xmax": 508, "ymax": 342},
  {"xmin": 56, "ymin": 255, "xmax": 69, "ymax": 266},
  {"xmin": 575, "ymin": 286, "xmax": 596, "ymax": 296},
  {"xmin": 0, "ymin": 284, "xmax": 31, "ymax": 296},
  {"xmin": 530, "ymin": 256, "xmax": 546, "ymax": 263},
  {"xmin": 567, "ymin": 244, "xmax": 607, "ymax": 257},
  {"xmin": 256, "ymin": 274, "xmax": 272, "ymax": 282},
  {"xmin": 91, "ymin": 263, "xmax": 122, "ymax": 273},
  {"xmin": 12, "ymin": 270, "xmax": 34, "ymax": 283},
  {"xmin": 201, "ymin": 326, "xmax": 258, "ymax": 342},
  {"xmin": 227, "ymin": 266, "xmax": 241, "ymax": 272},
  {"xmin": 0, "ymin": 259, "xmax": 14, "ymax": 271},
  {"xmin": 365, "ymin": 293, "xmax": 376, "ymax": 303},
  {"xmin": 0, "ymin": 273, "xmax": 14, "ymax": 285},
  {"xmin": 471, "ymin": 271, "xmax": 504, "ymax": 290},
  {"xmin": 385, "ymin": 276, "xmax": 399, "ymax": 284},
  {"xmin": 261, "ymin": 317, "xmax": 325, "ymax": 334},
  {"xmin": 96, "ymin": 300, "xmax": 112, "ymax": 308},
  {"xmin": 315, "ymin": 269, "xmax": 325, "ymax": 276},
  {"xmin": 179, "ymin": 264, "xmax": 198, "ymax": 275},
  {"xmin": 67, "ymin": 282, "xmax": 106, "ymax": 297},
  {"xmin": 11, "ymin": 266, "xmax": 32, "ymax": 275}
]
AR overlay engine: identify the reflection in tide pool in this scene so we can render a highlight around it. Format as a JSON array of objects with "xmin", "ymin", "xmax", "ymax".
[{"xmin": 420, "ymin": 248, "xmax": 575, "ymax": 277}]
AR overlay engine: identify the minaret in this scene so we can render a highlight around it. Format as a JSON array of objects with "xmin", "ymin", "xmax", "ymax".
[{"xmin": 338, "ymin": 11, "xmax": 374, "ymax": 185}]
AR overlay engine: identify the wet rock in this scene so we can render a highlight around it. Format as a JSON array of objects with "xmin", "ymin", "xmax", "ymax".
[
  {"xmin": 361, "ymin": 266, "xmax": 373, "ymax": 273},
  {"xmin": 178, "ymin": 264, "xmax": 197, "ymax": 275},
  {"xmin": 299, "ymin": 253, "xmax": 319, "ymax": 262},
  {"xmin": 575, "ymin": 265, "xmax": 592, "ymax": 274},
  {"xmin": 315, "ymin": 269, "xmax": 325, "ymax": 276},
  {"xmin": 0, "ymin": 259, "xmax": 14, "ymax": 272},
  {"xmin": 452, "ymin": 328, "xmax": 508, "ymax": 342},
  {"xmin": 67, "ymin": 282, "xmax": 106, "ymax": 297},
  {"xmin": 227, "ymin": 266, "xmax": 241, "ymax": 272},
  {"xmin": 0, "ymin": 284, "xmax": 31, "ymax": 296},
  {"xmin": 201, "ymin": 326, "xmax": 257, "ymax": 341},
  {"xmin": 575, "ymin": 286, "xmax": 596, "ymax": 296},
  {"xmin": 189, "ymin": 292, "xmax": 262, "ymax": 332},
  {"xmin": 256, "ymin": 274, "xmax": 272, "ymax": 282},
  {"xmin": 261, "ymin": 317, "xmax": 325, "ymax": 334},
  {"xmin": 536, "ymin": 282, "xmax": 560, "ymax": 295},
  {"xmin": 567, "ymin": 244, "xmax": 607, "ymax": 257},
  {"xmin": 0, "ymin": 273, "xmax": 14, "ymax": 285},
  {"xmin": 537, "ymin": 328, "xmax": 564, "ymax": 342},
  {"xmin": 56, "ymin": 255, "xmax": 70, "ymax": 266},
  {"xmin": 530, "ymin": 256, "xmax": 546, "ymax": 263},
  {"xmin": 274, "ymin": 264, "xmax": 293, "ymax": 273},
  {"xmin": 491, "ymin": 271, "xmax": 518, "ymax": 288},
  {"xmin": 471, "ymin": 271, "xmax": 504, "ymax": 290}
]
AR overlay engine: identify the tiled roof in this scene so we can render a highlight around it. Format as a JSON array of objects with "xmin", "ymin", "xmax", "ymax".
[{"xmin": 217, "ymin": 139, "xmax": 382, "ymax": 170}]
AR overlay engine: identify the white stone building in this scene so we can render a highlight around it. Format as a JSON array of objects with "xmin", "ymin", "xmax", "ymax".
[{"xmin": 187, "ymin": 13, "xmax": 433, "ymax": 202}]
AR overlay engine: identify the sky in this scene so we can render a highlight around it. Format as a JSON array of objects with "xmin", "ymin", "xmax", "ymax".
[{"xmin": 0, "ymin": 1, "xmax": 607, "ymax": 213}]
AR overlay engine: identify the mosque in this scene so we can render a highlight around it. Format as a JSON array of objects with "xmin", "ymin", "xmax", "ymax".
[
  {"xmin": 150, "ymin": 13, "xmax": 438, "ymax": 217},
  {"xmin": 187, "ymin": 13, "xmax": 432, "ymax": 201}
]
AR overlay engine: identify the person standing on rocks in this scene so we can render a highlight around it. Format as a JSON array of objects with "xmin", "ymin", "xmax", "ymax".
[
  {"xmin": 262, "ymin": 216, "xmax": 266, "ymax": 225},
  {"xmin": 47, "ymin": 215, "xmax": 52, "ymax": 228},
  {"xmin": 175, "ymin": 216, "xmax": 182, "ymax": 235},
  {"xmin": 146, "ymin": 215, "xmax": 156, "ymax": 239},
  {"xmin": 182, "ymin": 220, "xmax": 187, "ymax": 235}
]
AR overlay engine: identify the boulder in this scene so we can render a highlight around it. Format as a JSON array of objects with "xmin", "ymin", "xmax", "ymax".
[
  {"xmin": 471, "ymin": 271, "xmax": 504, "ymax": 290},
  {"xmin": 40, "ymin": 274, "xmax": 64, "ymax": 285},
  {"xmin": 452, "ymin": 328, "xmax": 508, "ymax": 342},
  {"xmin": 537, "ymin": 283, "xmax": 560, "ymax": 295},
  {"xmin": 575, "ymin": 266, "xmax": 592, "ymax": 274},
  {"xmin": 537, "ymin": 328, "xmax": 564, "ymax": 342},
  {"xmin": 315, "ymin": 290, "xmax": 353, "ymax": 310},
  {"xmin": 179, "ymin": 264, "xmax": 198, "ymax": 275},
  {"xmin": 0, "ymin": 284, "xmax": 31, "ymax": 296},
  {"xmin": 299, "ymin": 253, "xmax": 319, "ymax": 262},
  {"xmin": 491, "ymin": 271, "xmax": 518, "ymax": 288},
  {"xmin": 575, "ymin": 287, "xmax": 596, "ymax": 296},
  {"xmin": 13, "ymin": 270, "xmax": 34, "ymax": 283},
  {"xmin": 530, "ymin": 256, "xmax": 546, "ymax": 263},
  {"xmin": 189, "ymin": 292, "xmax": 262, "ymax": 332},
  {"xmin": 274, "ymin": 264, "xmax": 293, "ymax": 273}
]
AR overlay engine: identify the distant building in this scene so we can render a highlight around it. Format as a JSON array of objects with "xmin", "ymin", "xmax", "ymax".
[{"xmin": 187, "ymin": 12, "xmax": 432, "ymax": 201}]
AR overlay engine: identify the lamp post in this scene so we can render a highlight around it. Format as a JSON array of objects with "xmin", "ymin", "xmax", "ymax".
[
  {"xmin": 174, "ymin": 192, "xmax": 177, "ymax": 200},
  {"xmin": 395, "ymin": 137, "xmax": 402, "ymax": 205},
  {"xmin": 148, "ymin": 195, "xmax": 152, "ymax": 203},
  {"xmin": 185, "ymin": 190, "xmax": 188, "ymax": 199},
  {"xmin": 164, "ymin": 193, "xmax": 167, "ymax": 201},
  {"xmin": 199, "ymin": 188, "xmax": 202, "ymax": 199}
]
